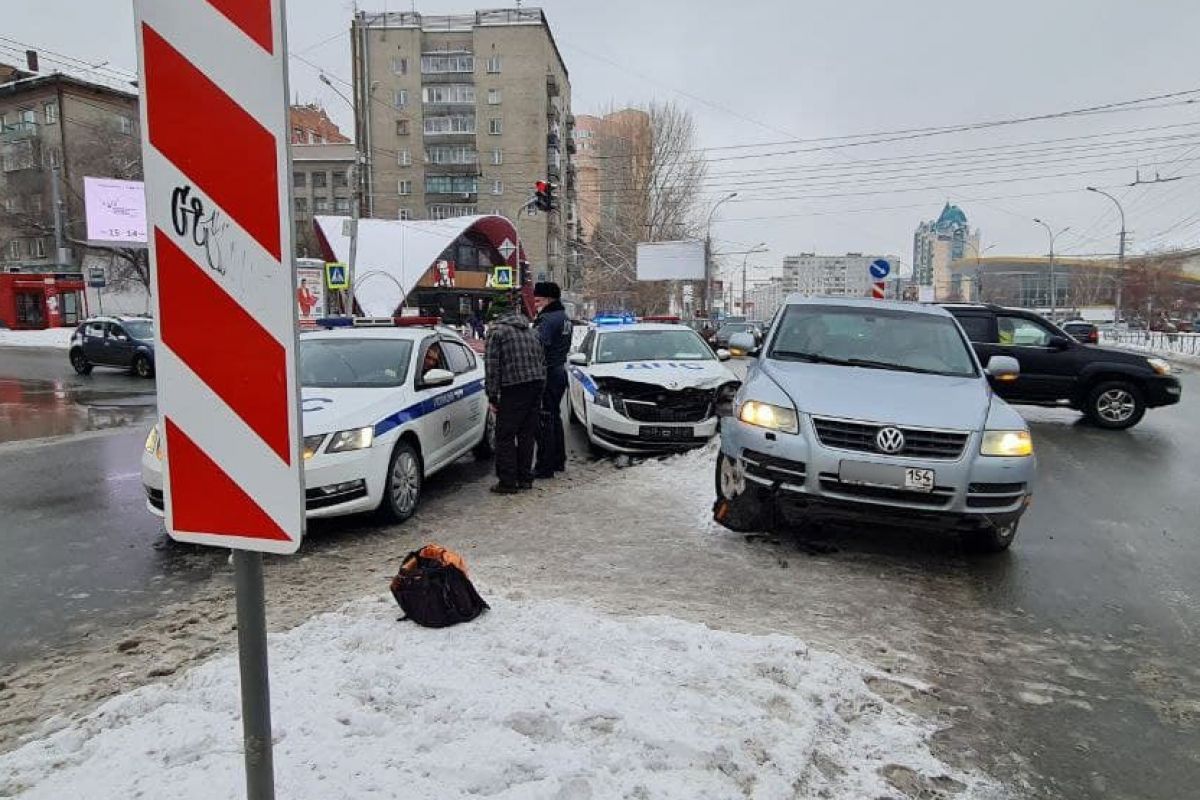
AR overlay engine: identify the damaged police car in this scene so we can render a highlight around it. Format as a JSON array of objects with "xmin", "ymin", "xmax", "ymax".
[
  {"xmin": 568, "ymin": 320, "xmax": 741, "ymax": 453},
  {"xmin": 715, "ymin": 297, "xmax": 1036, "ymax": 552}
]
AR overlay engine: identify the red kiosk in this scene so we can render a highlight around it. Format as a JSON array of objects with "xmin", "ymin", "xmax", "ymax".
[{"xmin": 0, "ymin": 272, "xmax": 87, "ymax": 330}]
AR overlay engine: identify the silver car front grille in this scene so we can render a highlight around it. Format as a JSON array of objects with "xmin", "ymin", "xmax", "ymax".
[{"xmin": 811, "ymin": 417, "xmax": 969, "ymax": 460}]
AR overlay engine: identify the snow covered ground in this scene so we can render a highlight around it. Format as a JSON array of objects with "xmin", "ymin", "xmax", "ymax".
[
  {"xmin": 0, "ymin": 598, "xmax": 1003, "ymax": 800},
  {"xmin": 0, "ymin": 327, "xmax": 74, "ymax": 350},
  {"xmin": 1101, "ymin": 332, "xmax": 1200, "ymax": 366}
]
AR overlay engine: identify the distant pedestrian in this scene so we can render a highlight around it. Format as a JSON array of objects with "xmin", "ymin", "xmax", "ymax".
[
  {"xmin": 532, "ymin": 282, "xmax": 571, "ymax": 479},
  {"xmin": 485, "ymin": 304, "xmax": 546, "ymax": 494}
]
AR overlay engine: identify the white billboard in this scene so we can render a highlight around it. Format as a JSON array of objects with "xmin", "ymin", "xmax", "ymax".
[
  {"xmin": 636, "ymin": 239, "xmax": 705, "ymax": 281},
  {"xmin": 84, "ymin": 177, "xmax": 148, "ymax": 245}
]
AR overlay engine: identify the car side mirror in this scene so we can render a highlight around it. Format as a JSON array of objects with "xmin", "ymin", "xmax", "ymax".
[
  {"xmin": 568, "ymin": 352, "xmax": 588, "ymax": 366},
  {"xmin": 422, "ymin": 368, "xmax": 454, "ymax": 388},
  {"xmin": 716, "ymin": 348, "xmax": 731, "ymax": 361},
  {"xmin": 985, "ymin": 355, "xmax": 1020, "ymax": 383},
  {"xmin": 1048, "ymin": 335, "xmax": 1071, "ymax": 350}
]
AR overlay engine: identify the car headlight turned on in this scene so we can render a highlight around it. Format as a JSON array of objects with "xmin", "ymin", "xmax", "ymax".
[
  {"xmin": 738, "ymin": 400, "xmax": 799, "ymax": 434},
  {"xmin": 326, "ymin": 426, "xmax": 374, "ymax": 453},
  {"xmin": 980, "ymin": 430, "xmax": 1033, "ymax": 457},
  {"xmin": 302, "ymin": 434, "xmax": 326, "ymax": 460},
  {"xmin": 1147, "ymin": 357, "xmax": 1172, "ymax": 376},
  {"xmin": 144, "ymin": 425, "xmax": 162, "ymax": 460}
]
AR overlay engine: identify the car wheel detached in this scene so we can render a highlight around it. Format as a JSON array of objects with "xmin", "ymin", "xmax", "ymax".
[
  {"xmin": 1085, "ymin": 380, "xmax": 1145, "ymax": 430},
  {"xmin": 381, "ymin": 441, "xmax": 422, "ymax": 522},
  {"xmin": 965, "ymin": 519, "xmax": 1019, "ymax": 553},
  {"xmin": 70, "ymin": 349, "xmax": 92, "ymax": 375},
  {"xmin": 133, "ymin": 354, "xmax": 154, "ymax": 379},
  {"xmin": 713, "ymin": 451, "xmax": 769, "ymax": 532}
]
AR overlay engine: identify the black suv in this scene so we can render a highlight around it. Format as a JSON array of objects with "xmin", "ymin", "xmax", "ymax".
[{"xmin": 942, "ymin": 304, "xmax": 1181, "ymax": 429}]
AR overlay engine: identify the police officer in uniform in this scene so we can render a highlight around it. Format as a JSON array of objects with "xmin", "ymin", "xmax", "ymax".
[{"xmin": 532, "ymin": 282, "xmax": 572, "ymax": 479}]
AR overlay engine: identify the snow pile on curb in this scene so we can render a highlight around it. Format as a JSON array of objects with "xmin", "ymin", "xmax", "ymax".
[
  {"xmin": 1100, "ymin": 335, "xmax": 1200, "ymax": 368},
  {"xmin": 0, "ymin": 327, "xmax": 74, "ymax": 350},
  {"xmin": 0, "ymin": 599, "xmax": 1003, "ymax": 800}
]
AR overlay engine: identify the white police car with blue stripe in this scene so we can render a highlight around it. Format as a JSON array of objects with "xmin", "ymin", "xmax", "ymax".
[
  {"xmin": 142, "ymin": 319, "xmax": 492, "ymax": 523},
  {"xmin": 567, "ymin": 320, "xmax": 740, "ymax": 453}
]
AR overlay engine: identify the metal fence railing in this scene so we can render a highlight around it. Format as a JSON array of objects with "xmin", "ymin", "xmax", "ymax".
[{"xmin": 1102, "ymin": 331, "xmax": 1200, "ymax": 357}]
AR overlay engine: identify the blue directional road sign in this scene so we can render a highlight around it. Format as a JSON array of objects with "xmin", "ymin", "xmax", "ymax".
[{"xmin": 869, "ymin": 259, "xmax": 891, "ymax": 280}]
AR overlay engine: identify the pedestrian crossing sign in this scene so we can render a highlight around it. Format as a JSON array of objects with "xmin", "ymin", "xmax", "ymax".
[
  {"xmin": 325, "ymin": 262, "xmax": 348, "ymax": 290},
  {"xmin": 490, "ymin": 265, "xmax": 514, "ymax": 289}
]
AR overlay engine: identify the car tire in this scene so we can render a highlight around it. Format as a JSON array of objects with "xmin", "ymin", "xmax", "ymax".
[
  {"xmin": 1084, "ymin": 380, "xmax": 1145, "ymax": 430},
  {"xmin": 379, "ymin": 440, "xmax": 422, "ymax": 523},
  {"xmin": 70, "ymin": 349, "xmax": 93, "ymax": 375},
  {"xmin": 133, "ymin": 354, "xmax": 155, "ymax": 379},
  {"xmin": 473, "ymin": 406, "xmax": 496, "ymax": 459},
  {"xmin": 965, "ymin": 519, "xmax": 1019, "ymax": 553},
  {"xmin": 713, "ymin": 451, "xmax": 769, "ymax": 532}
]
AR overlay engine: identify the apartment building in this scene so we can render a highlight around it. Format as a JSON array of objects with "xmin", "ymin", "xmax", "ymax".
[
  {"xmin": 0, "ymin": 67, "xmax": 138, "ymax": 272},
  {"xmin": 350, "ymin": 7, "xmax": 575, "ymax": 285},
  {"xmin": 913, "ymin": 202, "xmax": 980, "ymax": 299},
  {"xmin": 782, "ymin": 253, "xmax": 900, "ymax": 298},
  {"xmin": 572, "ymin": 108, "xmax": 650, "ymax": 243},
  {"xmin": 292, "ymin": 142, "xmax": 355, "ymax": 257}
]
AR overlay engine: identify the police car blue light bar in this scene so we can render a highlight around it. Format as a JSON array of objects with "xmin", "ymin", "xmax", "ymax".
[{"xmin": 593, "ymin": 313, "xmax": 636, "ymax": 325}]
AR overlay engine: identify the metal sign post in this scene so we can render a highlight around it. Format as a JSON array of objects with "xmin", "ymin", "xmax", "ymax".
[{"xmin": 134, "ymin": 1, "xmax": 304, "ymax": 797}]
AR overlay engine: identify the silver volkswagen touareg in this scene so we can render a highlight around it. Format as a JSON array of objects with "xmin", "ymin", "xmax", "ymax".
[{"xmin": 716, "ymin": 296, "xmax": 1035, "ymax": 552}]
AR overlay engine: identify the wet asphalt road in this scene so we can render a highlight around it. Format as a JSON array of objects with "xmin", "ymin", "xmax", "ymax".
[{"xmin": 0, "ymin": 348, "xmax": 1197, "ymax": 797}]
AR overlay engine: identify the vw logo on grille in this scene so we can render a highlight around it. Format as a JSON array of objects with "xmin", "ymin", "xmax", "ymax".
[{"xmin": 875, "ymin": 426, "xmax": 905, "ymax": 454}]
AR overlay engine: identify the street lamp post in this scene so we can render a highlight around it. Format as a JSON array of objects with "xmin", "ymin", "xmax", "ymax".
[
  {"xmin": 1086, "ymin": 186, "xmax": 1126, "ymax": 326},
  {"xmin": 1033, "ymin": 218, "xmax": 1070, "ymax": 319},
  {"xmin": 319, "ymin": 74, "xmax": 364, "ymax": 315},
  {"xmin": 741, "ymin": 242, "xmax": 768, "ymax": 317},
  {"xmin": 704, "ymin": 192, "xmax": 737, "ymax": 319}
]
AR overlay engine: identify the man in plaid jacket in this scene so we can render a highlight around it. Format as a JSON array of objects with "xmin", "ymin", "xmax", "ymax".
[{"xmin": 485, "ymin": 306, "xmax": 546, "ymax": 493}]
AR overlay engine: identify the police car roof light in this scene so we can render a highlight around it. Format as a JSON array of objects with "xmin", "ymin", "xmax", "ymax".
[
  {"xmin": 390, "ymin": 316, "xmax": 442, "ymax": 327},
  {"xmin": 594, "ymin": 312, "xmax": 636, "ymax": 325},
  {"xmin": 315, "ymin": 316, "xmax": 355, "ymax": 329}
]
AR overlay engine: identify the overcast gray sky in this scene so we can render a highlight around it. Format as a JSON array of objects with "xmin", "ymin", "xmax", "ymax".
[{"xmin": 8, "ymin": 0, "xmax": 1200, "ymax": 280}]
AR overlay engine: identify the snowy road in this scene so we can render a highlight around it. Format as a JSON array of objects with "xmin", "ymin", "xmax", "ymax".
[{"xmin": 0, "ymin": 351, "xmax": 1197, "ymax": 798}]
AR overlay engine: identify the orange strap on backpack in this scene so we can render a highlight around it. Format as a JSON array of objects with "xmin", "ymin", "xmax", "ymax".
[{"xmin": 402, "ymin": 543, "xmax": 469, "ymax": 575}]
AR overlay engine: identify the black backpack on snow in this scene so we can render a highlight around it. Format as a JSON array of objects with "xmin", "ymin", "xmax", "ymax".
[{"xmin": 389, "ymin": 544, "xmax": 489, "ymax": 628}]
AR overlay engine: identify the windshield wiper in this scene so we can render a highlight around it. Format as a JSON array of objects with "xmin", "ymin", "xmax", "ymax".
[
  {"xmin": 771, "ymin": 350, "xmax": 851, "ymax": 365},
  {"xmin": 841, "ymin": 358, "xmax": 958, "ymax": 376}
]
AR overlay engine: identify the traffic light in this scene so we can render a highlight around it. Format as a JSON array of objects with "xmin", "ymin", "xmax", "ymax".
[{"xmin": 534, "ymin": 180, "xmax": 556, "ymax": 212}]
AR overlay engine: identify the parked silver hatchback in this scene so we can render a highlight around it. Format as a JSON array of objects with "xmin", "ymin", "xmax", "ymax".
[{"xmin": 716, "ymin": 297, "xmax": 1036, "ymax": 551}]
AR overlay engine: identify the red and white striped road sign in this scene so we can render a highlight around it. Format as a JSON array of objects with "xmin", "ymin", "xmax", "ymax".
[
  {"xmin": 135, "ymin": 0, "xmax": 304, "ymax": 553},
  {"xmin": 871, "ymin": 281, "xmax": 886, "ymax": 300}
]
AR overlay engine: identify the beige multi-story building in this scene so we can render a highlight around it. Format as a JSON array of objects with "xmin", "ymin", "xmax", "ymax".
[
  {"xmin": 913, "ymin": 203, "xmax": 980, "ymax": 300},
  {"xmin": 350, "ymin": 7, "xmax": 575, "ymax": 286},
  {"xmin": 0, "ymin": 67, "xmax": 139, "ymax": 273},
  {"xmin": 572, "ymin": 108, "xmax": 650, "ymax": 243},
  {"xmin": 291, "ymin": 142, "xmax": 356, "ymax": 257}
]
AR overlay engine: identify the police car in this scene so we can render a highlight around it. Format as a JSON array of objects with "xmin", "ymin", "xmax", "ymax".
[
  {"xmin": 141, "ymin": 318, "xmax": 492, "ymax": 523},
  {"xmin": 568, "ymin": 317, "xmax": 741, "ymax": 453}
]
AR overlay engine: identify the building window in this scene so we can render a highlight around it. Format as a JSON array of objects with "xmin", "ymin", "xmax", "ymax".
[
  {"xmin": 424, "ymin": 115, "xmax": 475, "ymax": 135},
  {"xmin": 491, "ymin": 179, "xmax": 503, "ymax": 195},
  {"xmin": 3, "ymin": 197, "xmax": 16, "ymax": 212},
  {"xmin": 396, "ymin": 119, "xmax": 410, "ymax": 136},
  {"xmin": 487, "ymin": 88, "xmax": 501, "ymax": 105},
  {"xmin": 312, "ymin": 171, "xmax": 327, "ymax": 189},
  {"xmin": 294, "ymin": 197, "xmax": 308, "ymax": 213},
  {"xmin": 313, "ymin": 198, "xmax": 329, "ymax": 212},
  {"xmin": 28, "ymin": 195, "xmax": 41, "ymax": 213},
  {"xmin": 398, "ymin": 208, "xmax": 412, "ymax": 221},
  {"xmin": 398, "ymin": 148, "xmax": 412, "ymax": 166},
  {"xmin": 43, "ymin": 102, "xmax": 58, "ymax": 124},
  {"xmin": 18, "ymin": 109, "xmax": 35, "ymax": 124},
  {"xmin": 428, "ymin": 204, "xmax": 477, "ymax": 220},
  {"xmin": 391, "ymin": 56, "xmax": 408, "ymax": 75},
  {"xmin": 486, "ymin": 55, "xmax": 502, "ymax": 73},
  {"xmin": 334, "ymin": 198, "xmax": 350, "ymax": 214},
  {"xmin": 30, "ymin": 238, "xmax": 45, "ymax": 258},
  {"xmin": 117, "ymin": 115, "xmax": 134, "ymax": 135},
  {"xmin": 490, "ymin": 207, "xmax": 502, "ymax": 216},
  {"xmin": 293, "ymin": 171, "xmax": 306, "ymax": 188},
  {"xmin": 309, "ymin": 131, "xmax": 323, "ymax": 144},
  {"xmin": 394, "ymin": 89, "xmax": 408, "ymax": 109},
  {"xmin": 47, "ymin": 147, "xmax": 60, "ymax": 168},
  {"xmin": 491, "ymin": 149, "xmax": 503, "ymax": 165},
  {"xmin": 398, "ymin": 180, "xmax": 412, "ymax": 195},
  {"xmin": 333, "ymin": 170, "xmax": 348, "ymax": 188},
  {"xmin": 422, "ymin": 85, "xmax": 475, "ymax": 104},
  {"xmin": 488, "ymin": 118, "xmax": 502, "ymax": 135},
  {"xmin": 425, "ymin": 175, "xmax": 478, "ymax": 194},
  {"xmin": 426, "ymin": 145, "xmax": 477, "ymax": 165},
  {"xmin": 7, "ymin": 240, "xmax": 18, "ymax": 259},
  {"xmin": 420, "ymin": 52, "xmax": 474, "ymax": 74}
]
